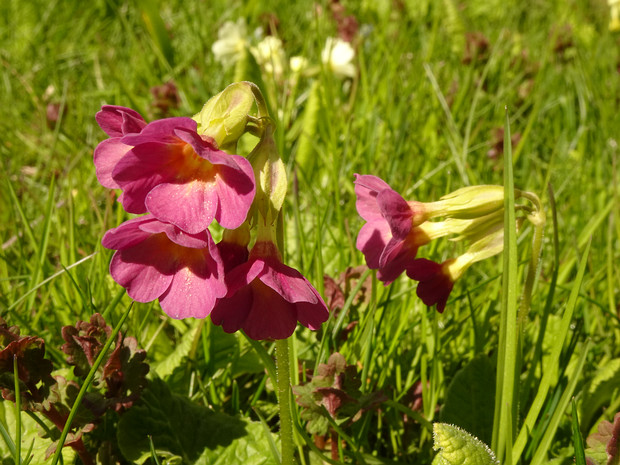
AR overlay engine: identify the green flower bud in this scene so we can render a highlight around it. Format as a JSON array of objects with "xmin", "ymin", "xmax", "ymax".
[
  {"xmin": 247, "ymin": 122, "xmax": 288, "ymax": 219},
  {"xmin": 193, "ymin": 82, "xmax": 255, "ymax": 151}
]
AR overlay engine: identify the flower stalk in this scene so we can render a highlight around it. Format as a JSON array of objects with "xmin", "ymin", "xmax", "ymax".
[{"xmin": 276, "ymin": 338, "xmax": 295, "ymax": 465}]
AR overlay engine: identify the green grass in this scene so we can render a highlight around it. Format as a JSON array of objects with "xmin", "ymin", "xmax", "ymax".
[{"xmin": 1, "ymin": 0, "xmax": 619, "ymax": 464}]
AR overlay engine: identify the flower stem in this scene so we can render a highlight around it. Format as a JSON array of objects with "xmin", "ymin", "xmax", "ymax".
[
  {"xmin": 517, "ymin": 218, "xmax": 545, "ymax": 329},
  {"xmin": 275, "ymin": 338, "xmax": 295, "ymax": 465},
  {"xmin": 245, "ymin": 81, "xmax": 270, "ymax": 119}
]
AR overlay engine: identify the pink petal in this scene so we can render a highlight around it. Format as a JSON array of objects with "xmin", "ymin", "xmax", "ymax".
[
  {"xmin": 213, "ymin": 159, "xmax": 256, "ymax": 229},
  {"xmin": 376, "ymin": 189, "xmax": 413, "ymax": 239},
  {"xmin": 224, "ymin": 259, "xmax": 266, "ymax": 296},
  {"xmin": 112, "ymin": 143, "xmax": 173, "ymax": 213},
  {"xmin": 145, "ymin": 181, "xmax": 217, "ymax": 234},
  {"xmin": 109, "ymin": 243, "xmax": 175, "ymax": 302},
  {"xmin": 354, "ymin": 174, "xmax": 392, "ymax": 222},
  {"xmin": 218, "ymin": 240, "xmax": 249, "ymax": 273},
  {"xmin": 158, "ymin": 258, "xmax": 226, "ymax": 319},
  {"xmin": 407, "ymin": 259, "xmax": 453, "ymax": 312},
  {"xmin": 356, "ymin": 220, "xmax": 391, "ymax": 269},
  {"xmin": 138, "ymin": 219, "xmax": 211, "ymax": 249},
  {"xmin": 173, "ymin": 129, "xmax": 226, "ymax": 162},
  {"xmin": 210, "ymin": 286, "xmax": 253, "ymax": 333},
  {"xmin": 120, "ymin": 117, "xmax": 196, "ymax": 145},
  {"xmin": 260, "ymin": 260, "xmax": 319, "ymax": 304},
  {"xmin": 93, "ymin": 138, "xmax": 132, "ymax": 189},
  {"xmin": 406, "ymin": 258, "xmax": 441, "ymax": 280},
  {"xmin": 296, "ymin": 293, "xmax": 329, "ymax": 330},
  {"xmin": 376, "ymin": 239, "xmax": 417, "ymax": 285},
  {"xmin": 102, "ymin": 216, "xmax": 156, "ymax": 250},
  {"xmin": 242, "ymin": 282, "xmax": 298, "ymax": 340},
  {"xmin": 96, "ymin": 106, "xmax": 146, "ymax": 137},
  {"xmin": 174, "ymin": 130, "xmax": 256, "ymax": 229}
]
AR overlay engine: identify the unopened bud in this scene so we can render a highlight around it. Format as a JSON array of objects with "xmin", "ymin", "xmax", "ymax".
[
  {"xmin": 193, "ymin": 82, "xmax": 254, "ymax": 150},
  {"xmin": 247, "ymin": 122, "xmax": 288, "ymax": 218}
]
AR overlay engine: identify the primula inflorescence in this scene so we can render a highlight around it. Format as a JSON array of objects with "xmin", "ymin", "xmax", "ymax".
[
  {"xmin": 354, "ymin": 174, "xmax": 543, "ymax": 312},
  {"xmin": 94, "ymin": 82, "xmax": 328, "ymax": 340}
]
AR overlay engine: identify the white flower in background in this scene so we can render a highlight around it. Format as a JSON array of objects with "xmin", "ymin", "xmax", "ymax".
[
  {"xmin": 290, "ymin": 56, "xmax": 309, "ymax": 74},
  {"xmin": 252, "ymin": 36, "xmax": 286, "ymax": 77},
  {"xmin": 610, "ymin": 0, "xmax": 620, "ymax": 32},
  {"xmin": 212, "ymin": 19, "xmax": 249, "ymax": 68},
  {"xmin": 321, "ymin": 37, "xmax": 356, "ymax": 79}
]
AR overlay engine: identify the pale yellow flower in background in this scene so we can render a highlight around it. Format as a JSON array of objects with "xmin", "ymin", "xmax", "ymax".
[
  {"xmin": 290, "ymin": 56, "xmax": 309, "ymax": 74},
  {"xmin": 211, "ymin": 19, "xmax": 249, "ymax": 68},
  {"xmin": 610, "ymin": 0, "xmax": 620, "ymax": 31},
  {"xmin": 321, "ymin": 37, "xmax": 356, "ymax": 79},
  {"xmin": 253, "ymin": 36, "xmax": 286, "ymax": 77}
]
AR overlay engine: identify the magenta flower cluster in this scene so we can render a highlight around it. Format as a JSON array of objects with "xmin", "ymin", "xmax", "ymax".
[
  {"xmin": 95, "ymin": 105, "xmax": 328, "ymax": 340},
  {"xmin": 354, "ymin": 174, "xmax": 454, "ymax": 311},
  {"xmin": 354, "ymin": 174, "xmax": 510, "ymax": 313}
]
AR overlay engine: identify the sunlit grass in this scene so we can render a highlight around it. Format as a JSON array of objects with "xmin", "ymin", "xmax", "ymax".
[{"xmin": 1, "ymin": 0, "xmax": 619, "ymax": 464}]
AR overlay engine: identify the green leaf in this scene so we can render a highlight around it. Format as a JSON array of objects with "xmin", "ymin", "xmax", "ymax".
[
  {"xmin": 580, "ymin": 358, "xmax": 620, "ymax": 432},
  {"xmin": 440, "ymin": 354, "xmax": 495, "ymax": 446},
  {"xmin": 572, "ymin": 399, "xmax": 587, "ymax": 465},
  {"xmin": 433, "ymin": 423, "xmax": 499, "ymax": 465},
  {"xmin": 0, "ymin": 401, "xmax": 75, "ymax": 464},
  {"xmin": 117, "ymin": 378, "xmax": 277, "ymax": 464},
  {"xmin": 152, "ymin": 323, "xmax": 199, "ymax": 378}
]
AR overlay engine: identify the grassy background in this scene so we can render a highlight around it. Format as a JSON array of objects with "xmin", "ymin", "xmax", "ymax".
[{"xmin": 1, "ymin": 0, "xmax": 619, "ymax": 463}]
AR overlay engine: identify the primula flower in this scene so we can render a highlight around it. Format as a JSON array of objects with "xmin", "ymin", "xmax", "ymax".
[
  {"xmin": 252, "ymin": 36, "xmax": 286, "ymax": 77},
  {"xmin": 211, "ymin": 19, "xmax": 250, "ymax": 68},
  {"xmin": 94, "ymin": 106, "xmax": 147, "ymax": 189},
  {"xmin": 290, "ymin": 56, "xmax": 309, "ymax": 74},
  {"xmin": 102, "ymin": 215, "xmax": 226, "ymax": 319},
  {"xmin": 107, "ymin": 117, "xmax": 255, "ymax": 234},
  {"xmin": 321, "ymin": 37, "xmax": 356, "ymax": 79},
  {"xmin": 354, "ymin": 174, "xmax": 434, "ymax": 284},
  {"xmin": 354, "ymin": 174, "xmax": 511, "ymax": 284},
  {"xmin": 406, "ymin": 259, "xmax": 458, "ymax": 313},
  {"xmin": 210, "ymin": 240, "xmax": 329, "ymax": 340},
  {"xmin": 407, "ymin": 225, "xmax": 506, "ymax": 312}
]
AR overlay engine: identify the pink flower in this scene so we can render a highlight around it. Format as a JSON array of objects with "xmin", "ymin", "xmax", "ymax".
[
  {"xmin": 210, "ymin": 241, "xmax": 329, "ymax": 340},
  {"xmin": 94, "ymin": 106, "xmax": 147, "ymax": 189},
  {"xmin": 354, "ymin": 174, "xmax": 432, "ymax": 284},
  {"xmin": 97, "ymin": 115, "xmax": 256, "ymax": 234},
  {"xmin": 406, "ymin": 258, "xmax": 456, "ymax": 313},
  {"xmin": 102, "ymin": 215, "xmax": 226, "ymax": 319}
]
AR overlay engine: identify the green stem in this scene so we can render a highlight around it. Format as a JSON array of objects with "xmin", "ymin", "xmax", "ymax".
[
  {"xmin": 275, "ymin": 338, "xmax": 295, "ymax": 465},
  {"xmin": 517, "ymin": 218, "xmax": 545, "ymax": 329},
  {"xmin": 13, "ymin": 355, "xmax": 21, "ymax": 465},
  {"xmin": 246, "ymin": 81, "xmax": 270, "ymax": 119}
]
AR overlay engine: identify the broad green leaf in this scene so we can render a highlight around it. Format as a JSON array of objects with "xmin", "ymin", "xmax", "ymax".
[
  {"xmin": 152, "ymin": 323, "xmax": 199, "ymax": 378},
  {"xmin": 0, "ymin": 401, "xmax": 75, "ymax": 464},
  {"xmin": 433, "ymin": 423, "xmax": 499, "ymax": 465},
  {"xmin": 117, "ymin": 378, "xmax": 277, "ymax": 464},
  {"xmin": 440, "ymin": 354, "xmax": 495, "ymax": 446}
]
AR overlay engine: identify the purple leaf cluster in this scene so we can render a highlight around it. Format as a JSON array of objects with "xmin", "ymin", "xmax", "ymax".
[{"xmin": 294, "ymin": 352, "xmax": 386, "ymax": 437}]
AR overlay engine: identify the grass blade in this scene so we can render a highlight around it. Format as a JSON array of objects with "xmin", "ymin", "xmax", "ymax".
[
  {"xmin": 492, "ymin": 107, "xmax": 519, "ymax": 464},
  {"xmin": 512, "ymin": 238, "xmax": 592, "ymax": 463},
  {"xmin": 571, "ymin": 398, "xmax": 587, "ymax": 465}
]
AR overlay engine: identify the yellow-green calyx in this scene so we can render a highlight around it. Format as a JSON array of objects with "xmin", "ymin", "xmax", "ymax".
[
  {"xmin": 247, "ymin": 121, "xmax": 288, "ymax": 219},
  {"xmin": 193, "ymin": 81, "xmax": 255, "ymax": 151}
]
